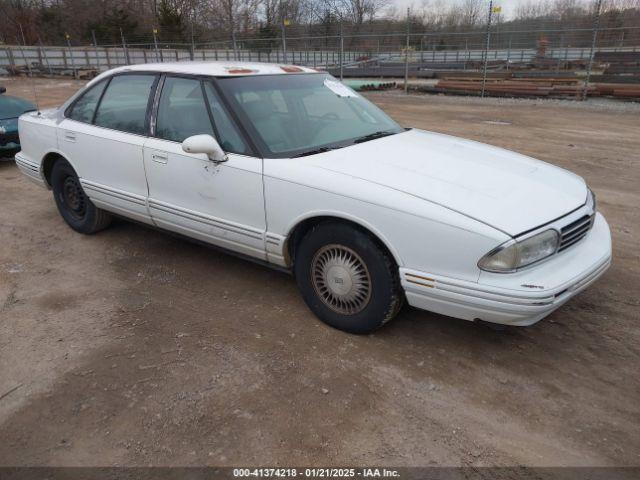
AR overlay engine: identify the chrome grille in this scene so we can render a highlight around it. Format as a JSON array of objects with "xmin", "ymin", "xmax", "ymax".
[{"xmin": 558, "ymin": 214, "xmax": 595, "ymax": 252}]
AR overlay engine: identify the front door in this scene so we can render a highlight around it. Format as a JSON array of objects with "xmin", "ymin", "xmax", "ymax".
[{"xmin": 143, "ymin": 75, "xmax": 266, "ymax": 259}]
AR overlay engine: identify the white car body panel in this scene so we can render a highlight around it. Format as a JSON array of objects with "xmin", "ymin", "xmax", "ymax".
[
  {"xmin": 14, "ymin": 109, "xmax": 57, "ymax": 187},
  {"xmin": 57, "ymin": 118, "xmax": 152, "ymax": 224},
  {"xmin": 263, "ymin": 156, "xmax": 508, "ymax": 281},
  {"xmin": 142, "ymin": 138, "xmax": 266, "ymax": 259},
  {"xmin": 303, "ymin": 129, "xmax": 587, "ymax": 236},
  {"xmin": 14, "ymin": 61, "xmax": 612, "ymax": 327},
  {"xmin": 403, "ymin": 212, "xmax": 611, "ymax": 326}
]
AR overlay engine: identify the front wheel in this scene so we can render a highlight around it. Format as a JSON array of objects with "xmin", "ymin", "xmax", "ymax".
[
  {"xmin": 51, "ymin": 159, "xmax": 112, "ymax": 234},
  {"xmin": 294, "ymin": 222, "xmax": 403, "ymax": 334}
]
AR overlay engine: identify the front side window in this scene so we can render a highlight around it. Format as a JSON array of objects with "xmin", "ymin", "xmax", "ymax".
[
  {"xmin": 67, "ymin": 79, "xmax": 108, "ymax": 123},
  {"xmin": 216, "ymin": 73, "xmax": 403, "ymax": 157},
  {"xmin": 156, "ymin": 76, "xmax": 214, "ymax": 143},
  {"xmin": 94, "ymin": 74, "xmax": 156, "ymax": 135}
]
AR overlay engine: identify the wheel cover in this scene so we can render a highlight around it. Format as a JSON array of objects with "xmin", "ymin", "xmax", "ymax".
[
  {"xmin": 311, "ymin": 244, "xmax": 372, "ymax": 315},
  {"xmin": 61, "ymin": 176, "xmax": 86, "ymax": 219}
]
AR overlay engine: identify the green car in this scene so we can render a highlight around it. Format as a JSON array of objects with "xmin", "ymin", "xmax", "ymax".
[{"xmin": 0, "ymin": 86, "xmax": 36, "ymax": 158}]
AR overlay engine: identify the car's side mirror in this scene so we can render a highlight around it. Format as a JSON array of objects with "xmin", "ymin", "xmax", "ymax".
[
  {"xmin": 0, "ymin": 86, "xmax": 6, "ymax": 95},
  {"xmin": 182, "ymin": 134, "xmax": 228, "ymax": 163}
]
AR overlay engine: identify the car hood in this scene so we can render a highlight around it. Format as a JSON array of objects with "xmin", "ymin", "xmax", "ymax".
[
  {"xmin": 306, "ymin": 129, "xmax": 587, "ymax": 236},
  {"xmin": 0, "ymin": 95, "xmax": 36, "ymax": 120}
]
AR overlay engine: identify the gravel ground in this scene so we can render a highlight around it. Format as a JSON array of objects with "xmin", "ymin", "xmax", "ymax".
[{"xmin": 0, "ymin": 77, "xmax": 639, "ymax": 468}]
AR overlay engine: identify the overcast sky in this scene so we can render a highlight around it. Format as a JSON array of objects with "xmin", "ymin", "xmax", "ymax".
[{"xmin": 386, "ymin": 0, "xmax": 532, "ymax": 20}]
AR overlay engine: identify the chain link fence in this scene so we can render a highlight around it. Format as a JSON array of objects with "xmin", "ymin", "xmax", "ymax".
[{"xmin": 2, "ymin": 21, "xmax": 639, "ymax": 99}]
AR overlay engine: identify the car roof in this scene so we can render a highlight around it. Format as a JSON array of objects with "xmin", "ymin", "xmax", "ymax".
[{"xmin": 94, "ymin": 61, "xmax": 320, "ymax": 81}]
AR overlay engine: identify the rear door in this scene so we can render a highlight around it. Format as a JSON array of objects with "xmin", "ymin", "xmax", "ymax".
[
  {"xmin": 58, "ymin": 73, "xmax": 158, "ymax": 224},
  {"xmin": 143, "ymin": 75, "xmax": 266, "ymax": 259}
]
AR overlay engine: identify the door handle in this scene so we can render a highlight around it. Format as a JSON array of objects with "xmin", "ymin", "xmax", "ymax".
[
  {"xmin": 151, "ymin": 153, "xmax": 168, "ymax": 164},
  {"xmin": 64, "ymin": 132, "xmax": 76, "ymax": 142}
]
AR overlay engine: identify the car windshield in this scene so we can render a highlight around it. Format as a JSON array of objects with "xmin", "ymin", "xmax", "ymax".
[{"xmin": 216, "ymin": 73, "xmax": 404, "ymax": 158}]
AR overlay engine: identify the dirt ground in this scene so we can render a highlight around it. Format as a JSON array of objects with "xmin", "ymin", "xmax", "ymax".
[{"xmin": 0, "ymin": 77, "xmax": 639, "ymax": 468}]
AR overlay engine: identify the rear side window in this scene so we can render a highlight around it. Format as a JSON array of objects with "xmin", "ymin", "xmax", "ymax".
[
  {"xmin": 156, "ymin": 77, "xmax": 214, "ymax": 143},
  {"xmin": 67, "ymin": 79, "xmax": 108, "ymax": 123},
  {"xmin": 94, "ymin": 74, "xmax": 156, "ymax": 135}
]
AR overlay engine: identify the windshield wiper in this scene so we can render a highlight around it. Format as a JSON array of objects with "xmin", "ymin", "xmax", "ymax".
[
  {"xmin": 292, "ymin": 132, "xmax": 395, "ymax": 157},
  {"xmin": 353, "ymin": 130, "xmax": 397, "ymax": 144},
  {"xmin": 293, "ymin": 146, "xmax": 335, "ymax": 158}
]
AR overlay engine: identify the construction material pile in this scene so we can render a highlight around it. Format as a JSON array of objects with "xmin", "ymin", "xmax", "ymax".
[
  {"xmin": 4, "ymin": 63, "xmax": 98, "ymax": 79},
  {"xmin": 416, "ymin": 73, "xmax": 640, "ymax": 100},
  {"xmin": 345, "ymin": 80, "xmax": 397, "ymax": 91},
  {"xmin": 421, "ymin": 76, "xmax": 590, "ymax": 99},
  {"xmin": 412, "ymin": 41, "xmax": 640, "ymax": 100},
  {"xmin": 594, "ymin": 83, "xmax": 640, "ymax": 98},
  {"xmin": 596, "ymin": 51, "xmax": 640, "ymax": 76}
]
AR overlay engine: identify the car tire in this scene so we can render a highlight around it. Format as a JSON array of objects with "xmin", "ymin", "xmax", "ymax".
[
  {"xmin": 51, "ymin": 159, "xmax": 112, "ymax": 234},
  {"xmin": 294, "ymin": 222, "xmax": 404, "ymax": 334}
]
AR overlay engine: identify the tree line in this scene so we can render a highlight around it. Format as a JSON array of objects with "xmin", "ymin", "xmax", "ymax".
[{"xmin": 0, "ymin": 0, "xmax": 638, "ymax": 51}]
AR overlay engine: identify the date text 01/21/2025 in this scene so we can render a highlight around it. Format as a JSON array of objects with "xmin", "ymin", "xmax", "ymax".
[{"xmin": 232, "ymin": 468, "xmax": 400, "ymax": 478}]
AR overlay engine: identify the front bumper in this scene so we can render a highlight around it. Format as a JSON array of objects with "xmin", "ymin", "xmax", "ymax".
[
  {"xmin": 401, "ymin": 212, "xmax": 612, "ymax": 326},
  {"xmin": 0, "ymin": 130, "xmax": 20, "ymax": 154}
]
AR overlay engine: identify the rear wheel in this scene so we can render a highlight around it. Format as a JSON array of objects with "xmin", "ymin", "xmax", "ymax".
[
  {"xmin": 294, "ymin": 222, "xmax": 403, "ymax": 334},
  {"xmin": 51, "ymin": 159, "xmax": 112, "ymax": 234}
]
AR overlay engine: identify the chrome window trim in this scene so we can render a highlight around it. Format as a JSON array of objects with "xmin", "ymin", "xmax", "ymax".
[
  {"xmin": 149, "ymin": 74, "xmax": 166, "ymax": 138},
  {"xmin": 148, "ymin": 73, "xmax": 258, "ymax": 157}
]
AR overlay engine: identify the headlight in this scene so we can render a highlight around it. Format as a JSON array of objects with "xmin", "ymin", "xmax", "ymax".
[
  {"xmin": 586, "ymin": 187, "xmax": 596, "ymax": 212},
  {"xmin": 478, "ymin": 229, "xmax": 559, "ymax": 273}
]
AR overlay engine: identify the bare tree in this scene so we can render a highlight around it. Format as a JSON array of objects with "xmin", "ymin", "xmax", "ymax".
[
  {"xmin": 457, "ymin": 0, "xmax": 483, "ymax": 27},
  {"xmin": 515, "ymin": 0, "xmax": 554, "ymax": 19},
  {"xmin": 319, "ymin": 0, "xmax": 388, "ymax": 27},
  {"xmin": 262, "ymin": 0, "xmax": 280, "ymax": 24},
  {"xmin": 203, "ymin": 0, "xmax": 260, "ymax": 47}
]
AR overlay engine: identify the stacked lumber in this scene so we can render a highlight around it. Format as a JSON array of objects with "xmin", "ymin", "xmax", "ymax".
[
  {"xmin": 424, "ymin": 77, "xmax": 594, "ymax": 99},
  {"xmin": 594, "ymin": 51, "xmax": 640, "ymax": 63},
  {"xmin": 433, "ymin": 71, "xmax": 510, "ymax": 80},
  {"xmin": 7, "ymin": 63, "xmax": 98, "ymax": 79},
  {"xmin": 590, "ymin": 74, "xmax": 640, "ymax": 84},
  {"xmin": 594, "ymin": 51, "xmax": 640, "ymax": 80},
  {"xmin": 605, "ymin": 65, "xmax": 640, "ymax": 75},
  {"xmin": 594, "ymin": 83, "xmax": 640, "ymax": 99},
  {"xmin": 327, "ymin": 67, "xmax": 435, "ymax": 78},
  {"xmin": 440, "ymin": 76, "xmax": 582, "ymax": 86},
  {"xmin": 511, "ymin": 71, "xmax": 579, "ymax": 79}
]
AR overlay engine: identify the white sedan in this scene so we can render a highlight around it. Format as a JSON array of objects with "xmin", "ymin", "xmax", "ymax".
[{"xmin": 16, "ymin": 62, "xmax": 612, "ymax": 333}]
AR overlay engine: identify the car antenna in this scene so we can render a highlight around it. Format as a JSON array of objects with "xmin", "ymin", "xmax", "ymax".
[{"xmin": 16, "ymin": 27, "xmax": 41, "ymax": 115}]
